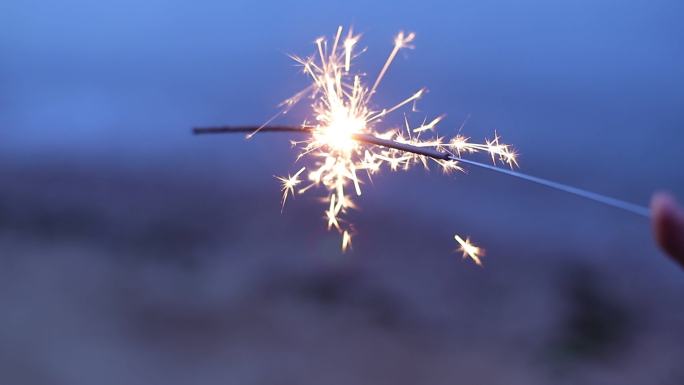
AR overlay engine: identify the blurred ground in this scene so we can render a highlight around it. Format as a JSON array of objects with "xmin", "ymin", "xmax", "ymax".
[{"xmin": 1, "ymin": 159, "xmax": 682, "ymax": 385}]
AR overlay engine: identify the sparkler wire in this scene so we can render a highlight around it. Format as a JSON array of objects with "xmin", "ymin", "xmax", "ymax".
[{"xmin": 193, "ymin": 125, "xmax": 650, "ymax": 218}]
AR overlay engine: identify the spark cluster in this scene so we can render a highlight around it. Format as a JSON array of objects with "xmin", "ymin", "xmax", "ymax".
[{"xmin": 273, "ymin": 26, "xmax": 517, "ymax": 264}]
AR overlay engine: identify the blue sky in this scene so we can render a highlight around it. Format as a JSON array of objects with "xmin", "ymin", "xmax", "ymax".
[{"xmin": 1, "ymin": 0, "xmax": 682, "ymax": 201}]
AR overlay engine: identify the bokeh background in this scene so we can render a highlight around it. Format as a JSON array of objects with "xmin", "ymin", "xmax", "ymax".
[{"xmin": 1, "ymin": 0, "xmax": 683, "ymax": 384}]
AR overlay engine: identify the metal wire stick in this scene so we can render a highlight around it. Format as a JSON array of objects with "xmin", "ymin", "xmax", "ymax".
[{"xmin": 193, "ymin": 125, "xmax": 650, "ymax": 217}]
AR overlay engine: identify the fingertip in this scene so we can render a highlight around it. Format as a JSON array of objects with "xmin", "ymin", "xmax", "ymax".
[
  {"xmin": 651, "ymin": 192, "xmax": 684, "ymax": 266},
  {"xmin": 651, "ymin": 192, "xmax": 676, "ymax": 216},
  {"xmin": 652, "ymin": 193, "xmax": 671, "ymax": 235}
]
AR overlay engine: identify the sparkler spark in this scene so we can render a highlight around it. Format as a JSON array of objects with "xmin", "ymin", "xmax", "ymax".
[
  {"xmin": 454, "ymin": 235, "xmax": 484, "ymax": 266},
  {"xmin": 194, "ymin": 26, "xmax": 650, "ymax": 263},
  {"xmin": 276, "ymin": 166, "xmax": 306, "ymax": 211},
  {"xmin": 270, "ymin": 26, "xmax": 516, "ymax": 259}
]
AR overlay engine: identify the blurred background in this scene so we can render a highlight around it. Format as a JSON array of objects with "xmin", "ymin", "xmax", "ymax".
[{"xmin": 1, "ymin": 0, "xmax": 683, "ymax": 384}]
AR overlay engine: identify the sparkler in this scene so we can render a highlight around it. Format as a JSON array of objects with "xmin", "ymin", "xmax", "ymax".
[{"xmin": 194, "ymin": 26, "xmax": 649, "ymax": 264}]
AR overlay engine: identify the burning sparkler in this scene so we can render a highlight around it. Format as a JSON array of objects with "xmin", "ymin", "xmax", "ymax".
[
  {"xmin": 194, "ymin": 26, "xmax": 650, "ymax": 265},
  {"xmin": 275, "ymin": 26, "xmax": 515, "ymax": 262}
]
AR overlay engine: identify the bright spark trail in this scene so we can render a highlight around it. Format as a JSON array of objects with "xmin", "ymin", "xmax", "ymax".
[{"xmin": 193, "ymin": 27, "xmax": 648, "ymax": 264}]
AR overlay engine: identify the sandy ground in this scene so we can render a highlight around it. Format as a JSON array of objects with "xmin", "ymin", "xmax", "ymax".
[{"xmin": 1, "ymin": 161, "xmax": 683, "ymax": 385}]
